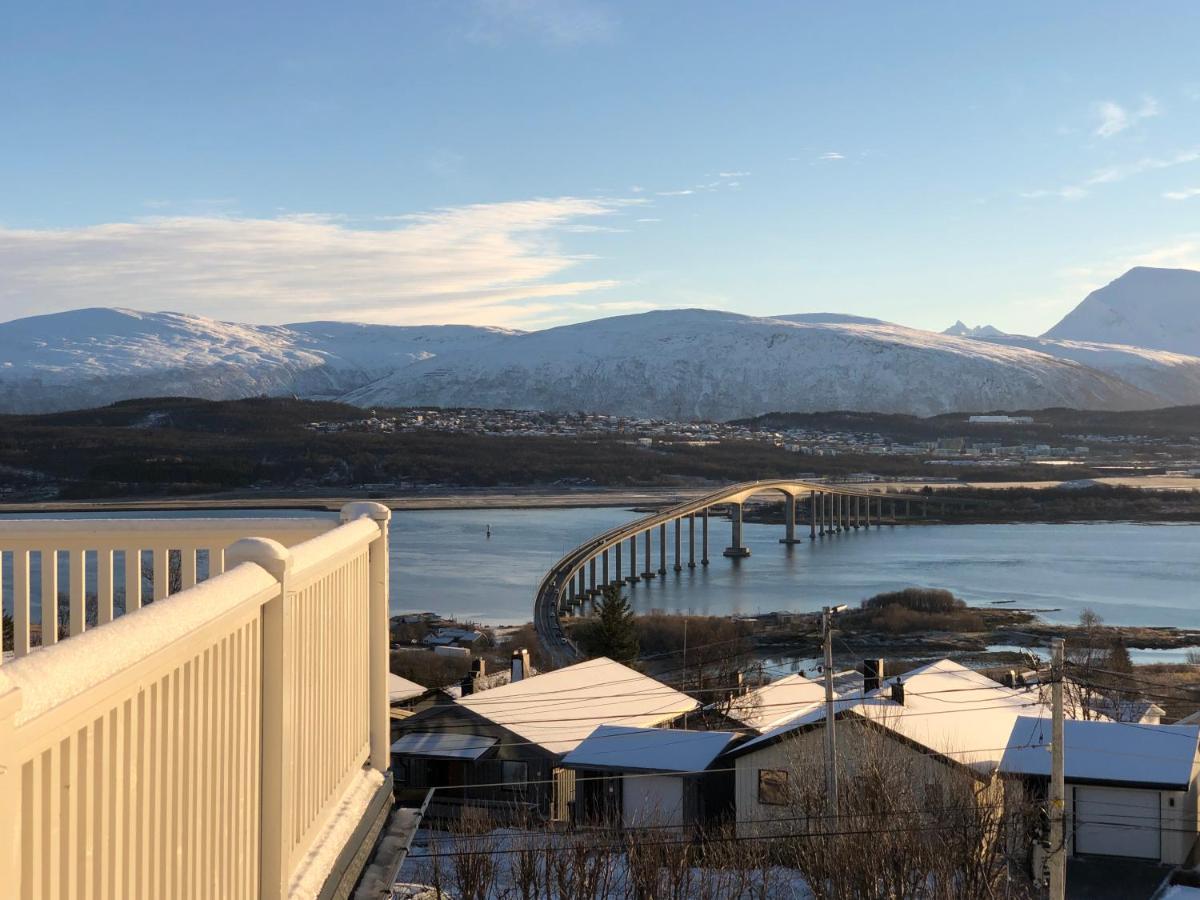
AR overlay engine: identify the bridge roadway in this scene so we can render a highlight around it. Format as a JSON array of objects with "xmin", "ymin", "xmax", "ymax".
[{"xmin": 533, "ymin": 478, "xmax": 942, "ymax": 668}]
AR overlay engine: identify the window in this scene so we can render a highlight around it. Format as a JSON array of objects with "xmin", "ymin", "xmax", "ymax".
[
  {"xmin": 502, "ymin": 760, "xmax": 529, "ymax": 792},
  {"xmin": 758, "ymin": 769, "xmax": 789, "ymax": 806}
]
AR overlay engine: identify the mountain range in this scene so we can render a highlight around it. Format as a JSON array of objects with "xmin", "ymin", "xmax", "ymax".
[{"xmin": 2, "ymin": 266, "xmax": 1198, "ymax": 419}]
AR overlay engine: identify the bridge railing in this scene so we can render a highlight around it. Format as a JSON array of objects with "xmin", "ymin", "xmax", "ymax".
[{"xmin": 0, "ymin": 503, "xmax": 392, "ymax": 900}]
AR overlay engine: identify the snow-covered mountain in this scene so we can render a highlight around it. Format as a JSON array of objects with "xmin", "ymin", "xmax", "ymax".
[
  {"xmin": 6, "ymin": 266, "xmax": 1200, "ymax": 419},
  {"xmin": 1043, "ymin": 266, "xmax": 1200, "ymax": 355},
  {"xmin": 343, "ymin": 309, "xmax": 1159, "ymax": 419},
  {"xmin": 971, "ymin": 335, "xmax": 1200, "ymax": 407},
  {"xmin": 0, "ymin": 308, "xmax": 515, "ymax": 413},
  {"xmin": 943, "ymin": 320, "xmax": 1006, "ymax": 338}
]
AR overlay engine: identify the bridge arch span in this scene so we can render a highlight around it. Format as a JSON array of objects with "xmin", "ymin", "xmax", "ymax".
[{"xmin": 534, "ymin": 479, "xmax": 943, "ymax": 667}]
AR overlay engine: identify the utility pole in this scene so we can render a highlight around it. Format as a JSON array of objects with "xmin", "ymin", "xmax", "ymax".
[
  {"xmin": 1049, "ymin": 637, "xmax": 1066, "ymax": 900},
  {"xmin": 823, "ymin": 604, "xmax": 846, "ymax": 819}
]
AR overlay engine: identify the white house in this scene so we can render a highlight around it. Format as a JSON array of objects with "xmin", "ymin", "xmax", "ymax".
[
  {"xmin": 724, "ymin": 659, "xmax": 1053, "ymax": 837},
  {"xmin": 561, "ymin": 725, "xmax": 738, "ymax": 831},
  {"xmin": 1000, "ymin": 716, "xmax": 1200, "ymax": 865}
]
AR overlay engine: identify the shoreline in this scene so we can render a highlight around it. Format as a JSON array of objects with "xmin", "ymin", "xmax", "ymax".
[{"xmin": 2, "ymin": 472, "xmax": 1198, "ymax": 515}]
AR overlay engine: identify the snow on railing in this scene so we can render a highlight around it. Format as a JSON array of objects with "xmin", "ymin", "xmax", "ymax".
[
  {"xmin": 0, "ymin": 503, "xmax": 393, "ymax": 900},
  {"xmin": 0, "ymin": 516, "xmax": 332, "ymax": 660}
]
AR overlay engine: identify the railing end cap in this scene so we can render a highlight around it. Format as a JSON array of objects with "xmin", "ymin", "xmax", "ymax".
[
  {"xmin": 225, "ymin": 536, "xmax": 292, "ymax": 580},
  {"xmin": 341, "ymin": 501, "xmax": 392, "ymax": 524}
]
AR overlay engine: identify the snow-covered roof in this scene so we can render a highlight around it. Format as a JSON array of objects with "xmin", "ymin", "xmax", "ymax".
[
  {"xmin": 457, "ymin": 657, "xmax": 699, "ymax": 755},
  {"xmin": 389, "ymin": 673, "xmax": 427, "ymax": 704},
  {"xmin": 1000, "ymin": 716, "xmax": 1200, "ymax": 790},
  {"xmin": 726, "ymin": 670, "xmax": 860, "ymax": 732},
  {"xmin": 850, "ymin": 659, "xmax": 1051, "ymax": 772},
  {"xmin": 726, "ymin": 659, "xmax": 1051, "ymax": 773},
  {"xmin": 1091, "ymin": 695, "xmax": 1166, "ymax": 723},
  {"xmin": 391, "ymin": 732, "xmax": 498, "ymax": 761},
  {"xmin": 562, "ymin": 725, "xmax": 737, "ymax": 773}
]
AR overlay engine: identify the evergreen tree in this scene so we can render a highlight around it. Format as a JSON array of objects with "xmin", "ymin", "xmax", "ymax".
[
  {"xmin": 592, "ymin": 584, "xmax": 640, "ymax": 663},
  {"xmin": 1107, "ymin": 636, "xmax": 1133, "ymax": 673}
]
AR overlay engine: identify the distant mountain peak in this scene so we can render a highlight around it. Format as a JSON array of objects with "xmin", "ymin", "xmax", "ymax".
[
  {"xmin": 1043, "ymin": 266, "xmax": 1200, "ymax": 355},
  {"xmin": 943, "ymin": 321, "xmax": 1006, "ymax": 338}
]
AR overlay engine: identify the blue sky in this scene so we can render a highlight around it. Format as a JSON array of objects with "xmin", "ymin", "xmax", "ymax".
[{"xmin": 3, "ymin": 1, "xmax": 1200, "ymax": 332}]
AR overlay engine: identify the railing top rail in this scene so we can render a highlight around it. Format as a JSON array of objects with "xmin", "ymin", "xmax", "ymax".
[
  {"xmin": 288, "ymin": 516, "xmax": 381, "ymax": 585},
  {"xmin": 0, "ymin": 515, "xmax": 336, "ymax": 540},
  {"xmin": 1, "ymin": 561, "xmax": 279, "ymax": 728}
]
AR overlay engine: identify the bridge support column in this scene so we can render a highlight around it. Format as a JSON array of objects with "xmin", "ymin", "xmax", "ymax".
[
  {"xmin": 865, "ymin": 495, "xmax": 871, "ymax": 528},
  {"xmin": 673, "ymin": 518, "xmax": 682, "ymax": 571},
  {"xmin": 589, "ymin": 557, "xmax": 597, "ymax": 594},
  {"xmin": 810, "ymin": 491, "xmax": 817, "ymax": 540},
  {"xmin": 628, "ymin": 535, "xmax": 639, "ymax": 582},
  {"xmin": 577, "ymin": 569, "xmax": 586, "ymax": 600},
  {"xmin": 658, "ymin": 523, "xmax": 667, "ymax": 575},
  {"xmin": 642, "ymin": 530, "xmax": 655, "ymax": 579},
  {"xmin": 833, "ymin": 493, "xmax": 841, "ymax": 533},
  {"xmin": 701, "ymin": 508, "xmax": 710, "ymax": 565},
  {"xmin": 723, "ymin": 503, "xmax": 751, "ymax": 558},
  {"xmin": 688, "ymin": 514, "xmax": 696, "ymax": 568},
  {"xmin": 854, "ymin": 495, "xmax": 861, "ymax": 530},
  {"xmin": 781, "ymin": 493, "xmax": 802, "ymax": 544},
  {"xmin": 615, "ymin": 541, "xmax": 623, "ymax": 583},
  {"xmin": 601, "ymin": 549, "xmax": 609, "ymax": 587}
]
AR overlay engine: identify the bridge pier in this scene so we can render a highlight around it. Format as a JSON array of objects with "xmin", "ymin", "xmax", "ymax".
[
  {"xmin": 701, "ymin": 508, "xmax": 710, "ymax": 565},
  {"xmin": 601, "ymin": 549, "xmax": 609, "ymax": 587},
  {"xmin": 854, "ymin": 495, "xmax": 861, "ymax": 530},
  {"xmin": 780, "ymin": 493, "xmax": 803, "ymax": 544},
  {"xmin": 673, "ymin": 518, "xmax": 683, "ymax": 571},
  {"xmin": 658, "ymin": 523, "xmax": 667, "ymax": 575},
  {"xmin": 615, "ymin": 541, "xmax": 623, "ymax": 584},
  {"xmin": 809, "ymin": 491, "xmax": 817, "ymax": 540},
  {"xmin": 834, "ymin": 493, "xmax": 842, "ymax": 533},
  {"xmin": 628, "ymin": 534, "xmax": 640, "ymax": 582},
  {"xmin": 723, "ymin": 502, "xmax": 751, "ymax": 558},
  {"xmin": 642, "ymin": 529, "xmax": 655, "ymax": 579},
  {"xmin": 688, "ymin": 514, "xmax": 696, "ymax": 568}
]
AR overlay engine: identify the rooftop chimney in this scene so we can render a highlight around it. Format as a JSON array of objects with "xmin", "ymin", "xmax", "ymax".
[
  {"xmin": 472, "ymin": 658, "xmax": 486, "ymax": 677},
  {"xmin": 890, "ymin": 678, "xmax": 905, "ymax": 706},
  {"xmin": 863, "ymin": 659, "xmax": 885, "ymax": 693},
  {"xmin": 1001, "ymin": 669, "xmax": 1016, "ymax": 689},
  {"xmin": 511, "ymin": 648, "xmax": 530, "ymax": 683}
]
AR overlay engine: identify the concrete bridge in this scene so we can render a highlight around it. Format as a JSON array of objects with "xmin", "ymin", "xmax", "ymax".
[{"xmin": 534, "ymin": 479, "xmax": 953, "ymax": 667}]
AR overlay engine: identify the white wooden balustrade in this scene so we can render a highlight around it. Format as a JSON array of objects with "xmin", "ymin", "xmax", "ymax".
[{"xmin": 0, "ymin": 503, "xmax": 393, "ymax": 900}]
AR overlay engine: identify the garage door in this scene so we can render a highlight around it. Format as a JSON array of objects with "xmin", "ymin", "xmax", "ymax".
[{"xmin": 1074, "ymin": 786, "xmax": 1160, "ymax": 860}]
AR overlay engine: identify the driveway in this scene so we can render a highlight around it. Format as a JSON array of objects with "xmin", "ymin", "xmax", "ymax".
[{"xmin": 1067, "ymin": 857, "xmax": 1170, "ymax": 900}]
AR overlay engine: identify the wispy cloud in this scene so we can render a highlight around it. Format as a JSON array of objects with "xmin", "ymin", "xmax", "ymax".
[
  {"xmin": 1164, "ymin": 187, "xmax": 1200, "ymax": 201},
  {"xmin": 1093, "ymin": 96, "xmax": 1160, "ymax": 138},
  {"xmin": 0, "ymin": 197, "xmax": 636, "ymax": 327},
  {"xmin": 655, "ymin": 189, "xmax": 694, "ymax": 196},
  {"xmin": 717, "ymin": 171, "xmax": 749, "ymax": 178},
  {"xmin": 1023, "ymin": 148, "xmax": 1200, "ymax": 201},
  {"xmin": 469, "ymin": 0, "xmax": 616, "ymax": 46},
  {"xmin": 818, "ymin": 151, "xmax": 845, "ymax": 161}
]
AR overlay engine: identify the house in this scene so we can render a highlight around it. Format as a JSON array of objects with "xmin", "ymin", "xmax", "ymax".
[
  {"xmin": 1000, "ymin": 716, "xmax": 1200, "ymax": 865},
  {"xmin": 725, "ymin": 669, "xmax": 863, "ymax": 733},
  {"xmin": 390, "ymin": 656, "xmax": 699, "ymax": 822},
  {"xmin": 1092, "ymin": 695, "xmax": 1167, "ymax": 725},
  {"xmin": 561, "ymin": 725, "xmax": 738, "ymax": 832},
  {"xmin": 724, "ymin": 659, "xmax": 1052, "ymax": 837}
]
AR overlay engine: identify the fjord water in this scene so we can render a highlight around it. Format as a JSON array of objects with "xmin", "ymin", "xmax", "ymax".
[
  {"xmin": 396, "ymin": 510, "xmax": 1200, "ymax": 629},
  {"xmin": 3, "ymin": 508, "xmax": 1198, "ymax": 634}
]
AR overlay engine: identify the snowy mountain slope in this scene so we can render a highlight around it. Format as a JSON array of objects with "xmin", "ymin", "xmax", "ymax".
[
  {"xmin": 343, "ymin": 309, "xmax": 1162, "ymax": 419},
  {"xmin": 973, "ymin": 335, "xmax": 1200, "ymax": 406},
  {"xmin": 1043, "ymin": 266, "xmax": 1200, "ymax": 355},
  {"xmin": 0, "ymin": 308, "xmax": 515, "ymax": 413}
]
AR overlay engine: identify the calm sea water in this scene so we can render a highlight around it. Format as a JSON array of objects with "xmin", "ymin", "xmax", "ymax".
[{"xmin": 3, "ymin": 508, "xmax": 1198, "ymax": 635}]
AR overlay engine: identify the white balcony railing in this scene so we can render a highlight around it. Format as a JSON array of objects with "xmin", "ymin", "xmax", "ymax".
[{"xmin": 0, "ymin": 502, "xmax": 393, "ymax": 900}]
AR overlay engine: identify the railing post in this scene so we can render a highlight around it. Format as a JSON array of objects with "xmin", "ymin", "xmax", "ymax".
[
  {"xmin": 226, "ymin": 536, "xmax": 293, "ymax": 900},
  {"xmin": 0, "ymin": 678, "xmax": 23, "ymax": 890},
  {"xmin": 341, "ymin": 502, "xmax": 393, "ymax": 774}
]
